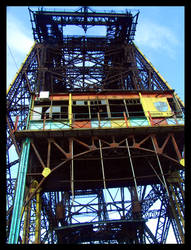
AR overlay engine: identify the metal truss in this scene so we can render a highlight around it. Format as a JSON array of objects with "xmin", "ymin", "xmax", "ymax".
[
  {"xmin": 6, "ymin": 36, "xmax": 184, "ymax": 155},
  {"xmin": 7, "ymin": 40, "xmax": 182, "ymax": 95},
  {"xmin": 6, "ymin": 7, "xmax": 184, "ymax": 244},
  {"xmin": 29, "ymin": 7, "xmax": 139, "ymax": 43},
  {"xmin": 8, "ymin": 132, "xmax": 184, "ymax": 243},
  {"xmin": 16, "ymin": 184, "xmax": 185, "ymax": 243}
]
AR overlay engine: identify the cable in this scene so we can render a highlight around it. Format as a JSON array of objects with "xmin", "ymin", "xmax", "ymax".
[{"xmin": 8, "ymin": 45, "xmax": 19, "ymax": 71}]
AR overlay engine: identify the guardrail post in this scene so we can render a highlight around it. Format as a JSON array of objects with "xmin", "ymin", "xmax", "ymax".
[
  {"xmin": 148, "ymin": 111, "xmax": 154, "ymax": 126},
  {"xmin": 43, "ymin": 114, "xmax": 46, "ymax": 130}
]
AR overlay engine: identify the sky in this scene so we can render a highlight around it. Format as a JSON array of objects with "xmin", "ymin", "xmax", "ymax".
[{"xmin": 6, "ymin": 6, "xmax": 184, "ymax": 244}]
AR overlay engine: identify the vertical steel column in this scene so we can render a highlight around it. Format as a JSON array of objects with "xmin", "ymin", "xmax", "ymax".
[
  {"xmin": 69, "ymin": 138, "xmax": 74, "ymax": 199},
  {"xmin": 151, "ymin": 136, "xmax": 170, "ymax": 197},
  {"xmin": 22, "ymin": 197, "xmax": 31, "ymax": 244},
  {"xmin": 169, "ymin": 184, "xmax": 184, "ymax": 227},
  {"xmin": 168, "ymin": 184, "xmax": 184, "ymax": 243},
  {"xmin": 69, "ymin": 93, "xmax": 72, "ymax": 127},
  {"xmin": 120, "ymin": 187, "xmax": 125, "ymax": 218},
  {"xmin": 35, "ymin": 185, "xmax": 41, "ymax": 243},
  {"xmin": 8, "ymin": 138, "xmax": 31, "ymax": 243},
  {"xmin": 125, "ymin": 138, "xmax": 138, "ymax": 196},
  {"xmin": 99, "ymin": 139, "xmax": 106, "ymax": 189}
]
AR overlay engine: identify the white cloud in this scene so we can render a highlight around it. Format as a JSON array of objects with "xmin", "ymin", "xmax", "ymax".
[
  {"xmin": 135, "ymin": 18, "xmax": 179, "ymax": 59},
  {"xmin": 7, "ymin": 14, "xmax": 34, "ymax": 55}
]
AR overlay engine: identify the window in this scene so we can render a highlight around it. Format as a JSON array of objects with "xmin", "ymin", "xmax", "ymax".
[
  {"xmin": 61, "ymin": 106, "xmax": 68, "ymax": 119},
  {"xmin": 126, "ymin": 99, "xmax": 140, "ymax": 105},
  {"xmin": 72, "ymin": 99, "xmax": 108, "ymax": 120},
  {"xmin": 90, "ymin": 100, "xmax": 108, "ymax": 119},
  {"xmin": 73, "ymin": 100, "xmax": 88, "ymax": 105},
  {"xmin": 109, "ymin": 100, "xmax": 125, "ymax": 118},
  {"xmin": 90, "ymin": 100, "xmax": 106, "ymax": 105},
  {"xmin": 38, "ymin": 100, "xmax": 69, "ymax": 120},
  {"xmin": 72, "ymin": 100, "xmax": 89, "ymax": 120},
  {"xmin": 52, "ymin": 106, "xmax": 61, "ymax": 119},
  {"xmin": 51, "ymin": 100, "xmax": 69, "ymax": 119},
  {"xmin": 154, "ymin": 102, "xmax": 168, "ymax": 112},
  {"xmin": 167, "ymin": 98, "xmax": 182, "ymax": 117},
  {"xmin": 32, "ymin": 107, "xmax": 42, "ymax": 120},
  {"xmin": 125, "ymin": 99, "xmax": 145, "ymax": 117}
]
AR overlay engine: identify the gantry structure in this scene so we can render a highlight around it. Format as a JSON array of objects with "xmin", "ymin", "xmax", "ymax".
[{"xmin": 6, "ymin": 6, "xmax": 184, "ymax": 244}]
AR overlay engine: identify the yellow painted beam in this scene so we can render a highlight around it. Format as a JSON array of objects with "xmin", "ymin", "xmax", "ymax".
[
  {"xmin": 35, "ymin": 186, "xmax": 41, "ymax": 244},
  {"xmin": 69, "ymin": 93, "xmax": 73, "ymax": 127},
  {"xmin": 170, "ymin": 184, "xmax": 184, "ymax": 227},
  {"xmin": 7, "ymin": 42, "xmax": 36, "ymax": 95},
  {"xmin": 133, "ymin": 43, "xmax": 184, "ymax": 107},
  {"xmin": 139, "ymin": 93, "xmax": 151, "ymax": 125},
  {"xmin": 29, "ymin": 95, "xmax": 35, "ymax": 123},
  {"xmin": 22, "ymin": 200, "xmax": 31, "ymax": 244}
]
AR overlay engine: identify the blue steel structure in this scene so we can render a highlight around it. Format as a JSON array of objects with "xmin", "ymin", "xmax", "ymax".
[{"xmin": 6, "ymin": 7, "xmax": 184, "ymax": 244}]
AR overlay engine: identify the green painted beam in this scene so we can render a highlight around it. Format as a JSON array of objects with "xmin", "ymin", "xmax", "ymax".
[{"xmin": 8, "ymin": 138, "xmax": 31, "ymax": 244}]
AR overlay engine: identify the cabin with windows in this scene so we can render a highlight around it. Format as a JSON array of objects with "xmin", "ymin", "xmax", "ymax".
[{"xmin": 27, "ymin": 90, "xmax": 184, "ymax": 132}]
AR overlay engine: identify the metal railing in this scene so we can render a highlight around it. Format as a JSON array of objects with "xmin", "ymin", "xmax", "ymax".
[
  {"xmin": 13, "ymin": 110, "xmax": 184, "ymax": 131},
  {"xmin": 29, "ymin": 110, "xmax": 184, "ymax": 130}
]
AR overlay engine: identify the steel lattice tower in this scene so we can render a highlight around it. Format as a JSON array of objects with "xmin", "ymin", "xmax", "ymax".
[{"xmin": 6, "ymin": 7, "xmax": 184, "ymax": 244}]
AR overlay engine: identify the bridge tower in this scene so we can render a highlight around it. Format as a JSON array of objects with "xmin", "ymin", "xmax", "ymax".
[{"xmin": 6, "ymin": 7, "xmax": 184, "ymax": 244}]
